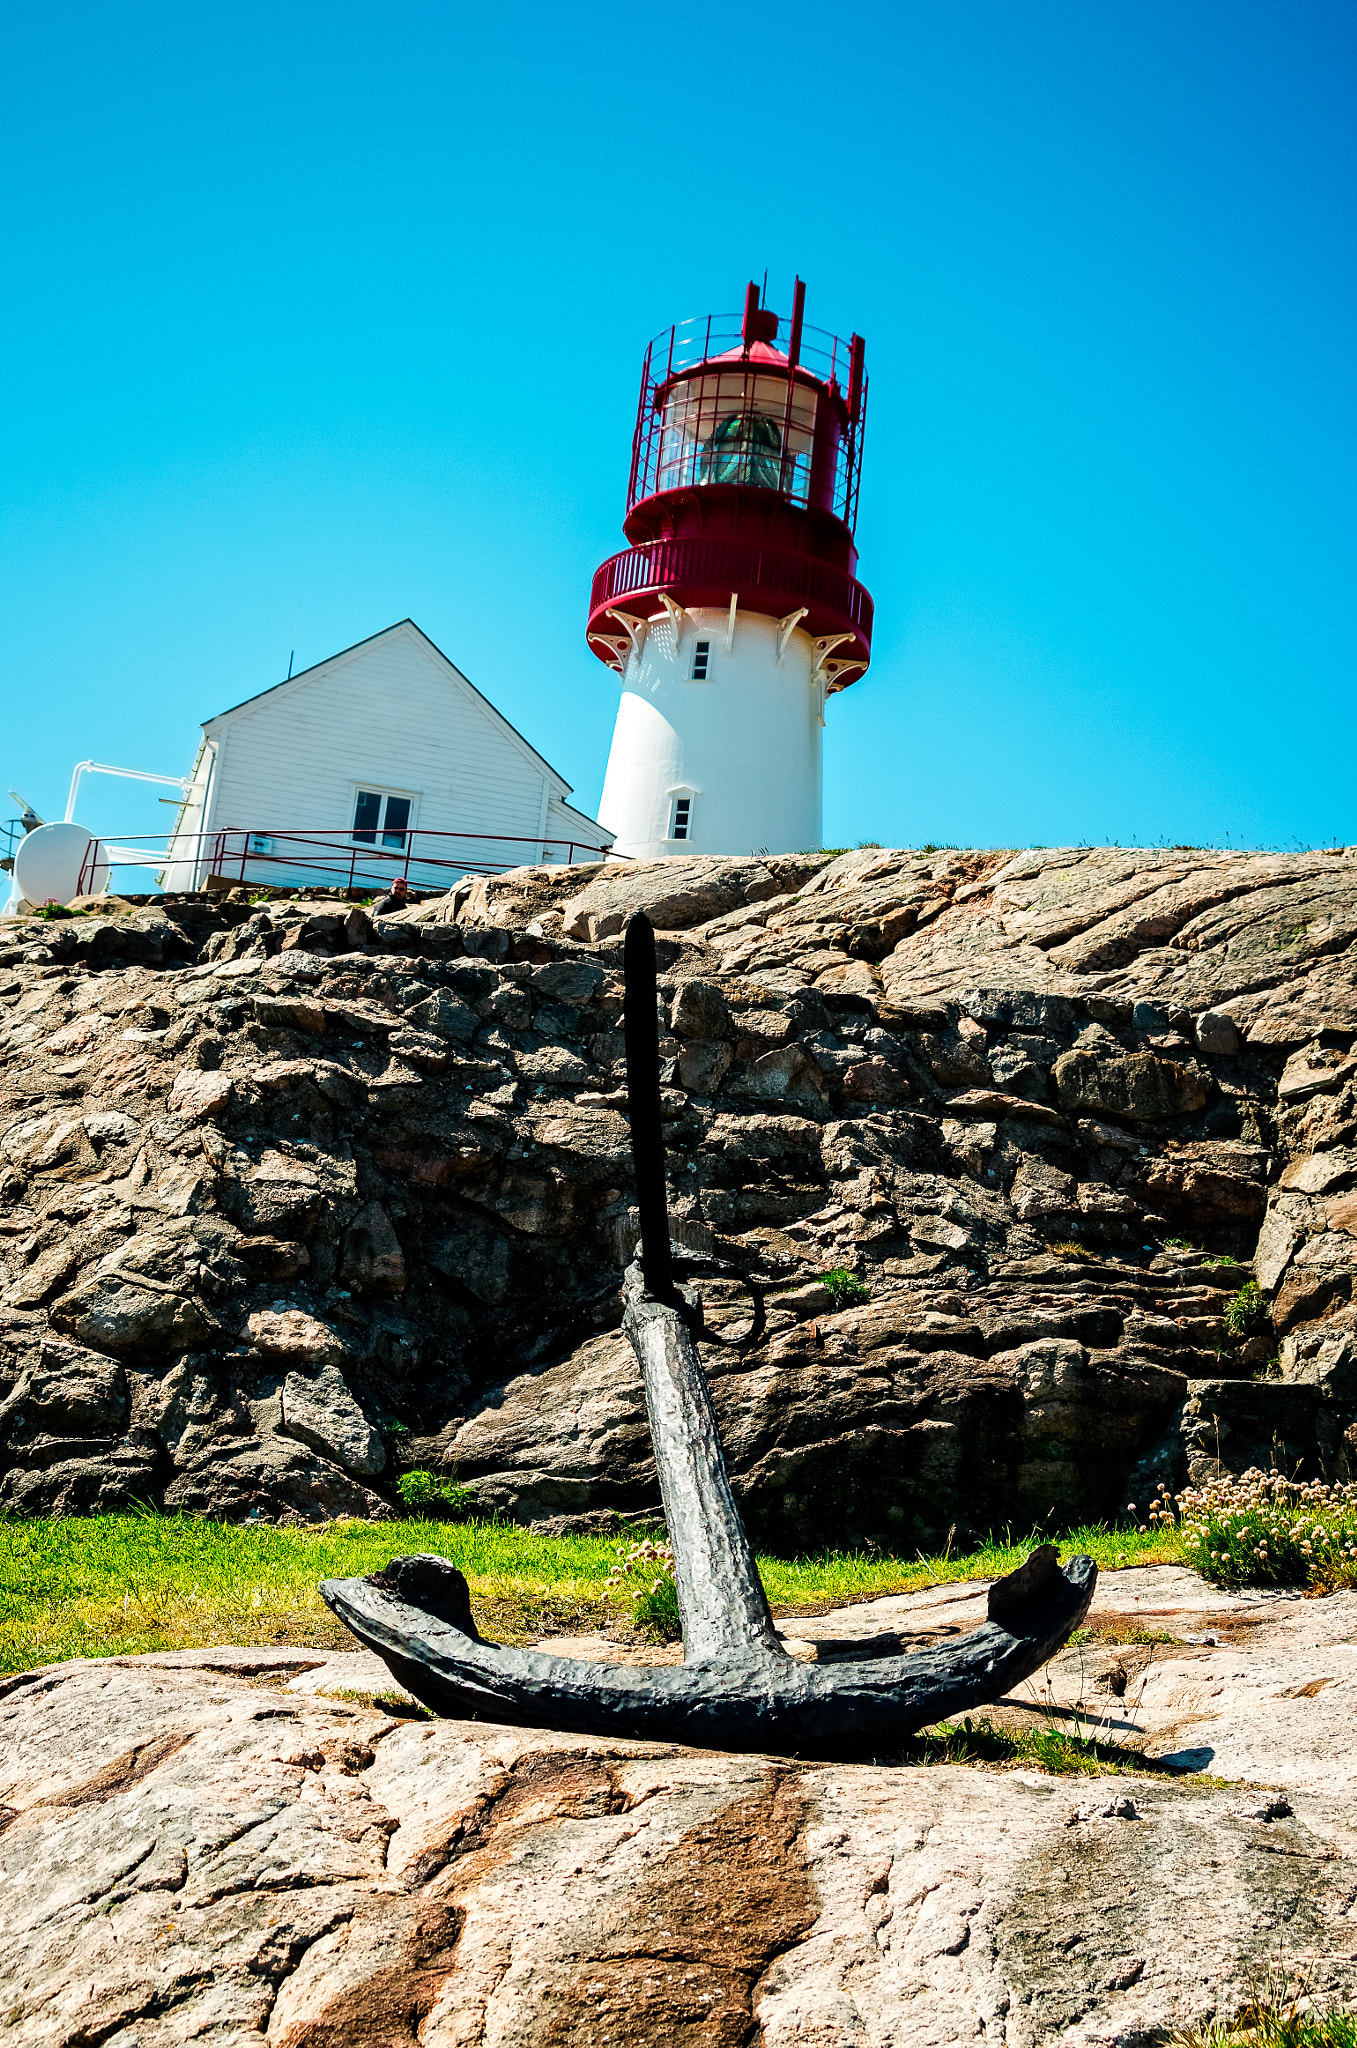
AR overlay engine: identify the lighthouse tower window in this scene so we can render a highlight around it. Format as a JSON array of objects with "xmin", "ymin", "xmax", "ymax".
[
  {"xmin": 670, "ymin": 796, "xmax": 693, "ymax": 841},
  {"xmin": 690, "ymin": 641, "xmax": 711, "ymax": 681}
]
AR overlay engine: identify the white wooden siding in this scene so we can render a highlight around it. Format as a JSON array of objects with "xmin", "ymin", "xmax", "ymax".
[
  {"xmin": 172, "ymin": 623, "xmax": 610, "ymax": 890},
  {"xmin": 545, "ymin": 794, "xmax": 613, "ymax": 862},
  {"xmin": 161, "ymin": 738, "xmax": 217, "ymax": 890}
]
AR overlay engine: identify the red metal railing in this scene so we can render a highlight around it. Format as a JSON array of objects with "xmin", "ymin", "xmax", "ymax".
[
  {"xmin": 587, "ymin": 534, "xmax": 873, "ymax": 680},
  {"xmin": 76, "ymin": 826, "xmax": 617, "ymax": 898},
  {"xmin": 591, "ymin": 535, "xmax": 873, "ymax": 637}
]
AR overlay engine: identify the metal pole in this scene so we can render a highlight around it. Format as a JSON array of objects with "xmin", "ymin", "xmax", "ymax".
[{"xmin": 624, "ymin": 912, "xmax": 674, "ymax": 1303}]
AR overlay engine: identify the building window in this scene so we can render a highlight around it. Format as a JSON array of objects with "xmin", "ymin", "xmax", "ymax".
[
  {"xmin": 690, "ymin": 640, "xmax": 711, "ymax": 680},
  {"xmin": 353, "ymin": 789, "xmax": 414, "ymax": 848},
  {"xmin": 671, "ymin": 796, "xmax": 693, "ymax": 841}
]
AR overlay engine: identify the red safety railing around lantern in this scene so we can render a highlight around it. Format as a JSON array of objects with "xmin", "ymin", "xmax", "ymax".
[
  {"xmin": 75, "ymin": 825, "xmax": 619, "ymax": 900},
  {"xmin": 627, "ymin": 312, "xmax": 868, "ymax": 533}
]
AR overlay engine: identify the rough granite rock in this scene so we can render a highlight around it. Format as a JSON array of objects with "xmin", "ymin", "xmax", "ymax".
[
  {"xmin": 280, "ymin": 1362, "xmax": 387, "ymax": 1476},
  {"xmin": 0, "ymin": 847, "xmax": 1354, "ymax": 1526},
  {"xmin": 560, "ymin": 855, "xmax": 823, "ymax": 944},
  {"xmin": 1, "ymin": 1567, "xmax": 1355, "ymax": 2045}
]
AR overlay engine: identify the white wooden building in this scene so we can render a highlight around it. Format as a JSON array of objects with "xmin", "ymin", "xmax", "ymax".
[{"xmin": 162, "ymin": 621, "xmax": 611, "ymax": 893}]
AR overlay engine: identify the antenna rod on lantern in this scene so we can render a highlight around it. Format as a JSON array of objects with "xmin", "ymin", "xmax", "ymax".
[
  {"xmin": 847, "ymin": 334, "xmax": 866, "ymax": 424},
  {"xmin": 787, "ymin": 278, "xmax": 806, "ymax": 370},
  {"xmin": 742, "ymin": 280, "xmax": 761, "ymax": 350}
]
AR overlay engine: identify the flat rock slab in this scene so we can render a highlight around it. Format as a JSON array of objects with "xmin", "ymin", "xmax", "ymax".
[
  {"xmin": 1015, "ymin": 1579, "xmax": 1357, "ymax": 1798},
  {"xmin": 3, "ymin": 1569, "xmax": 1357, "ymax": 2044}
]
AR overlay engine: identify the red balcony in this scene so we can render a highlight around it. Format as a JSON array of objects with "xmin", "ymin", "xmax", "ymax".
[{"xmin": 587, "ymin": 534, "xmax": 873, "ymax": 683}]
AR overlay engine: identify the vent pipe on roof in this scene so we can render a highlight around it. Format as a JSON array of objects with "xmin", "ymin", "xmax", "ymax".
[
  {"xmin": 847, "ymin": 334, "xmax": 866, "ymax": 424},
  {"xmin": 787, "ymin": 278, "xmax": 806, "ymax": 370}
]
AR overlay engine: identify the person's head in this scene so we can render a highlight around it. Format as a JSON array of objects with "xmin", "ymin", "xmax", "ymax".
[{"xmin": 391, "ymin": 876, "xmax": 409, "ymax": 901}]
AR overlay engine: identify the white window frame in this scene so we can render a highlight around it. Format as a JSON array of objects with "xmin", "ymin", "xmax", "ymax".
[
  {"xmin": 349, "ymin": 780, "xmax": 422, "ymax": 850},
  {"xmin": 667, "ymin": 789, "xmax": 696, "ymax": 843}
]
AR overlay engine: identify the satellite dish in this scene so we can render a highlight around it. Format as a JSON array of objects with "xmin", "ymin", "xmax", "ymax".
[{"xmin": 13, "ymin": 822, "xmax": 110, "ymax": 908}]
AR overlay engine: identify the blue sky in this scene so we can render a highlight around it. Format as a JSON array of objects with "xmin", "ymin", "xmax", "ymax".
[{"xmin": 2, "ymin": 1, "xmax": 1353, "ymax": 865}]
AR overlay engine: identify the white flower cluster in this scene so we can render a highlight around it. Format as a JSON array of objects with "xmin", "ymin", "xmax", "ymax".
[
  {"xmin": 604, "ymin": 1535, "xmax": 676, "ymax": 1599},
  {"xmin": 1144, "ymin": 1468, "xmax": 1357, "ymax": 1586}
]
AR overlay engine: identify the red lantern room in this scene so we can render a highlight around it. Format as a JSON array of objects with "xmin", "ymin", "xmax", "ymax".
[{"xmin": 587, "ymin": 278, "xmax": 873, "ymax": 693}]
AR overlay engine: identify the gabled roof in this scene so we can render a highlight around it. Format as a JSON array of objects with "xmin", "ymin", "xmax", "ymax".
[{"xmin": 203, "ymin": 619, "xmax": 578, "ymax": 797}]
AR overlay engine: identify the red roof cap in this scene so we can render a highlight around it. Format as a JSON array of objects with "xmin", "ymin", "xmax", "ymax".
[{"xmin": 704, "ymin": 340, "xmax": 792, "ymax": 370}]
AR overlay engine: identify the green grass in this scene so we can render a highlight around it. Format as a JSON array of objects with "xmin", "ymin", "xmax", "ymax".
[
  {"xmin": 633, "ymin": 1575, "xmax": 682, "ymax": 1641},
  {"xmin": 1224, "ymin": 1280, "xmax": 1272, "ymax": 1341},
  {"xmin": 394, "ymin": 1468, "xmax": 475, "ymax": 1516},
  {"xmin": 1171, "ymin": 1997, "xmax": 1357, "ymax": 2047},
  {"xmin": 910, "ymin": 1712, "xmax": 1166, "ymax": 1778},
  {"xmin": 0, "ymin": 1514, "xmax": 1184, "ymax": 1674}
]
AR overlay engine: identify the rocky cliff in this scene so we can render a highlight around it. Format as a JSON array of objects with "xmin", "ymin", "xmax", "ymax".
[{"xmin": 2, "ymin": 844, "xmax": 1354, "ymax": 1547}]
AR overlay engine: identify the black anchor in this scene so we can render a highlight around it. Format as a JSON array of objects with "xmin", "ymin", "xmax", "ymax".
[{"xmin": 321, "ymin": 912, "xmax": 1096, "ymax": 1757}]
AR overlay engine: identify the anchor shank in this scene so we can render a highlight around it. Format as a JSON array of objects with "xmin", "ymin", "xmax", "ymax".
[
  {"xmin": 624, "ymin": 1269, "xmax": 783, "ymax": 1663},
  {"xmin": 622, "ymin": 910, "xmax": 781, "ymax": 1664}
]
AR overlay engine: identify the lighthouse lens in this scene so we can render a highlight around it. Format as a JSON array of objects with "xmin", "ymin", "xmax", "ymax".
[{"xmin": 701, "ymin": 411, "xmax": 782, "ymax": 490}]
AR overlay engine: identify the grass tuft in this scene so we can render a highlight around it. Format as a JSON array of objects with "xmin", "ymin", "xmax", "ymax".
[
  {"xmin": 1172, "ymin": 2016, "xmax": 1357, "ymax": 2048},
  {"xmin": 820, "ymin": 1267, "xmax": 871, "ymax": 1308},
  {"xmin": 1224, "ymin": 1281, "xmax": 1273, "ymax": 1342},
  {"xmin": 910, "ymin": 1712, "xmax": 1139, "ymax": 1777},
  {"xmin": 1170, "ymin": 1974, "xmax": 1357, "ymax": 2048},
  {"xmin": 395, "ymin": 1469, "xmax": 476, "ymax": 1518},
  {"xmin": 604, "ymin": 1535, "xmax": 682, "ymax": 1643}
]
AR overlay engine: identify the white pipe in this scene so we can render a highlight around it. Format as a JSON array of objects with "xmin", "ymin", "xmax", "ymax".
[
  {"xmin": 64, "ymin": 761, "xmax": 191, "ymax": 822},
  {"xmin": 99, "ymin": 847, "xmax": 186, "ymax": 866}
]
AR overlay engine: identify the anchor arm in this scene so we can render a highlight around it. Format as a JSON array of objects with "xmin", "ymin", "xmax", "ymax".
[{"xmin": 319, "ymin": 1543, "xmax": 1097, "ymax": 1758}]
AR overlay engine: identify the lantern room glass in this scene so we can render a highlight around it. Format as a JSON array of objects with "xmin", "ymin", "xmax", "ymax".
[{"xmin": 656, "ymin": 371, "xmax": 819, "ymax": 504}]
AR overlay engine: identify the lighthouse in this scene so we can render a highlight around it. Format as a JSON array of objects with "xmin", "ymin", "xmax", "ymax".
[{"xmin": 587, "ymin": 279, "xmax": 873, "ymax": 858}]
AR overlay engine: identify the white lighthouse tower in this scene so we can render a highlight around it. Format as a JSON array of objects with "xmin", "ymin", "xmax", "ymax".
[{"xmin": 588, "ymin": 279, "xmax": 873, "ymax": 858}]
